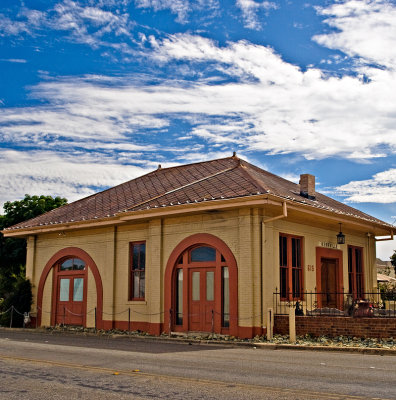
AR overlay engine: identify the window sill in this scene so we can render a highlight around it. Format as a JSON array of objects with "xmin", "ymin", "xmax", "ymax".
[{"xmin": 127, "ymin": 300, "xmax": 147, "ymax": 305}]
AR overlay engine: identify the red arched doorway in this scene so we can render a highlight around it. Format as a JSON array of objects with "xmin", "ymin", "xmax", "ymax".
[
  {"xmin": 164, "ymin": 234, "xmax": 238, "ymax": 336},
  {"xmin": 37, "ymin": 247, "xmax": 103, "ymax": 328},
  {"xmin": 52, "ymin": 256, "xmax": 87, "ymax": 326}
]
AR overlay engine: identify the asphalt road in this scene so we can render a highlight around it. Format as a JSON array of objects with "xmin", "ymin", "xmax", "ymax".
[{"xmin": 0, "ymin": 329, "xmax": 395, "ymax": 400}]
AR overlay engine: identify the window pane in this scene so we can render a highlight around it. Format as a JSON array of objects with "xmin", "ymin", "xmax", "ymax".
[
  {"xmin": 132, "ymin": 243, "xmax": 146, "ymax": 270},
  {"xmin": 130, "ymin": 242, "xmax": 146, "ymax": 299},
  {"xmin": 355, "ymin": 249, "xmax": 362, "ymax": 273},
  {"xmin": 133, "ymin": 245, "xmax": 140, "ymax": 269},
  {"xmin": 60, "ymin": 259, "xmax": 73, "ymax": 271},
  {"xmin": 292, "ymin": 269, "xmax": 301, "ymax": 298},
  {"xmin": 192, "ymin": 272, "xmax": 200, "ymax": 301},
  {"xmin": 73, "ymin": 278, "xmax": 84, "ymax": 301},
  {"xmin": 133, "ymin": 271, "xmax": 140, "ymax": 298},
  {"xmin": 348, "ymin": 247, "xmax": 353, "ymax": 294},
  {"xmin": 139, "ymin": 271, "xmax": 145, "ymax": 298},
  {"xmin": 292, "ymin": 238, "xmax": 301, "ymax": 268},
  {"xmin": 59, "ymin": 278, "xmax": 70, "ymax": 301},
  {"xmin": 191, "ymin": 247, "xmax": 216, "ymax": 262},
  {"xmin": 206, "ymin": 271, "xmax": 214, "ymax": 301},
  {"xmin": 73, "ymin": 258, "xmax": 85, "ymax": 270},
  {"xmin": 355, "ymin": 248, "xmax": 363, "ymax": 298},
  {"xmin": 279, "ymin": 236, "xmax": 287, "ymax": 266},
  {"xmin": 222, "ymin": 267, "xmax": 229, "ymax": 327},
  {"xmin": 348, "ymin": 246, "xmax": 364, "ymax": 299},
  {"xmin": 140, "ymin": 244, "xmax": 146, "ymax": 269},
  {"xmin": 176, "ymin": 269, "xmax": 183, "ymax": 325},
  {"xmin": 280, "ymin": 267, "xmax": 288, "ymax": 298}
]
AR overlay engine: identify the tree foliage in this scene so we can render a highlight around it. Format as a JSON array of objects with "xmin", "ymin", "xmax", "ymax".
[
  {"xmin": 0, "ymin": 277, "xmax": 33, "ymax": 327},
  {"xmin": 0, "ymin": 195, "xmax": 67, "ymax": 323},
  {"xmin": 2, "ymin": 194, "xmax": 67, "ymax": 228},
  {"xmin": 0, "ymin": 195, "xmax": 67, "ymax": 273},
  {"xmin": 391, "ymin": 250, "xmax": 396, "ymax": 275}
]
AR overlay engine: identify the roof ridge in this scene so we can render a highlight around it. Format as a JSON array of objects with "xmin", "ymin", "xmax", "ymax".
[
  {"xmin": 145, "ymin": 155, "xmax": 236, "ymax": 175},
  {"xmin": 126, "ymin": 164, "xmax": 239, "ymax": 211},
  {"xmin": 237, "ymin": 160, "xmax": 270, "ymax": 193},
  {"xmin": 240, "ymin": 159, "xmax": 300, "ymax": 187}
]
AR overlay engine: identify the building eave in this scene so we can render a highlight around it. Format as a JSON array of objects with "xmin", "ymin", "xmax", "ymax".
[{"xmin": 3, "ymin": 192, "xmax": 392, "ymax": 238}]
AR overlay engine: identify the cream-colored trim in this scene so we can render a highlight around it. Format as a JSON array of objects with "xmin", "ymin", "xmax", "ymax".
[
  {"xmin": 375, "ymin": 230, "xmax": 394, "ymax": 241},
  {"xmin": 285, "ymin": 202, "xmax": 389, "ymax": 233},
  {"xmin": 3, "ymin": 195, "xmax": 274, "ymax": 237},
  {"xmin": 262, "ymin": 201, "xmax": 287, "ymax": 223},
  {"xmin": 3, "ymin": 191, "xmax": 392, "ymax": 238},
  {"xmin": 3, "ymin": 217, "xmax": 123, "ymax": 237}
]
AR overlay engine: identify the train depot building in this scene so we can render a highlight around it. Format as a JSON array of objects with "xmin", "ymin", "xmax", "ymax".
[{"xmin": 4, "ymin": 155, "xmax": 394, "ymax": 338}]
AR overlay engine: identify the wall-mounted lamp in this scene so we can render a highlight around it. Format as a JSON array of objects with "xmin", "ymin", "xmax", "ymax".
[{"xmin": 336, "ymin": 223, "xmax": 345, "ymax": 244}]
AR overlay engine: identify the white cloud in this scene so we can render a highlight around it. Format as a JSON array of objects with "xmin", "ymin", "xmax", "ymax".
[
  {"xmin": 1, "ymin": 28, "xmax": 396, "ymax": 166},
  {"xmin": 147, "ymin": 33, "xmax": 396, "ymax": 159},
  {"xmin": 0, "ymin": 14, "xmax": 31, "ymax": 36},
  {"xmin": 377, "ymin": 238, "xmax": 396, "ymax": 261},
  {"xmin": 0, "ymin": 59, "xmax": 27, "ymax": 63},
  {"xmin": 0, "ymin": 149, "xmax": 153, "ymax": 209},
  {"xmin": 313, "ymin": 0, "xmax": 396, "ymax": 70},
  {"xmin": 135, "ymin": 0, "xmax": 191, "ymax": 23},
  {"xmin": 51, "ymin": 0, "xmax": 133, "ymax": 46},
  {"xmin": 0, "ymin": 77, "xmax": 169, "ymax": 144},
  {"xmin": 335, "ymin": 169, "xmax": 396, "ymax": 203},
  {"xmin": 134, "ymin": 0, "xmax": 219, "ymax": 24},
  {"xmin": 2, "ymin": 0, "xmax": 396, "ymax": 207},
  {"xmin": 0, "ymin": 1, "xmax": 134, "ymax": 52},
  {"xmin": 236, "ymin": 0, "xmax": 277, "ymax": 30}
]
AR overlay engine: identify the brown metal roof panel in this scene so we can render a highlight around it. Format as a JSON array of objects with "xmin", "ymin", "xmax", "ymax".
[{"xmin": 5, "ymin": 156, "xmax": 392, "ymax": 231}]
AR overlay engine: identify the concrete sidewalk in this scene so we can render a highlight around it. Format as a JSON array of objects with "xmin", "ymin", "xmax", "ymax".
[{"xmin": 1, "ymin": 326, "xmax": 396, "ymax": 355}]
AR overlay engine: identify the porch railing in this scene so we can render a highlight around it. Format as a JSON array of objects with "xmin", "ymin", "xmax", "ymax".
[{"xmin": 273, "ymin": 288, "xmax": 396, "ymax": 317}]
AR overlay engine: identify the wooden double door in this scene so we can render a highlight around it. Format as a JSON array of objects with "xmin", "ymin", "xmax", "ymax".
[
  {"xmin": 321, "ymin": 258, "xmax": 338, "ymax": 308},
  {"xmin": 172, "ymin": 244, "xmax": 233, "ymax": 334},
  {"xmin": 189, "ymin": 267, "xmax": 216, "ymax": 332},
  {"xmin": 55, "ymin": 274, "xmax": 86, "ymax": 325}
]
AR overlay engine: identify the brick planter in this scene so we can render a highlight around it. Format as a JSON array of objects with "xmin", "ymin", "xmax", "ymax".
[{"xmin": 274, "ymin": 315, "xmax": 396, "ymax": 339}]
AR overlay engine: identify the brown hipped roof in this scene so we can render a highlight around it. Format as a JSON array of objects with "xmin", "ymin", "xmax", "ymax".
[{"xmin": 4, "ymin": 155, "xmax": 393, "ymax": 232}]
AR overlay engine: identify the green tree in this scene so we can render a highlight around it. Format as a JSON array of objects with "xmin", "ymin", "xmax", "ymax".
[
  {"xmin": 0, "ymin": 195, "xmax": 67, "ymax": 326},
  {"xmin": 391, "ymin": 250, "xmax": 396, "ymax": 275},
  {"xmin": 0, "ymin": 277, "xmax": 33, "ymax": 327}
]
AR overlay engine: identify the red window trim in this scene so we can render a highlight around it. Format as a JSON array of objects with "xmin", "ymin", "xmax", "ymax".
[
  {"xmin": 279, "ymin": 233, "xmax": 304, "ymax": 301},
  {"xmin": 347, "ymin": 245, "xmax": 365, "ymax": 300},
  {"xmin": 129, "ymin": 241, "xmax": 146, "ymax": 301}
]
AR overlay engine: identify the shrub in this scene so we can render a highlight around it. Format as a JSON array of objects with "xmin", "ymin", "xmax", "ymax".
[{"xmin": 0, "ymin": 277, "xmax": 32, "ymax": 327}]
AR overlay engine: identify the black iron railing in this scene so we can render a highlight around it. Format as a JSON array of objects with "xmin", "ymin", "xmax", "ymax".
[{"xmin": 273, "ymin": 288, "xmax": 396, "ymax": 317}]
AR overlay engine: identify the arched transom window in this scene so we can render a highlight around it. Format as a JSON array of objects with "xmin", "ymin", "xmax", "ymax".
[{"xmin": 59, "ymin": 258, "xmax": 86, "ymax": 271}]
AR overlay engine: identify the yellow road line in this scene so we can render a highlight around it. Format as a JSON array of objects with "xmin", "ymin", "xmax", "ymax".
[{"xmin": 0, "ymin": 354, "xmax": 391, "ymax": 400}]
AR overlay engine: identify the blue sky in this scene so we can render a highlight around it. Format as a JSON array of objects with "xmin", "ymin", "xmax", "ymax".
[{"xmin": 1, "ymin": 0, "xmax": 395, "ymax": 259}]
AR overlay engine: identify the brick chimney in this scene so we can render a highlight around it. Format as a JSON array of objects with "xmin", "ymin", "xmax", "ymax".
[{"xmin": 299, "ymin": 174, "xmax": 315, "ymax": 200}]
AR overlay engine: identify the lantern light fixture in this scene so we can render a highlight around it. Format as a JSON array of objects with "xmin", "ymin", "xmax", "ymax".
[{"xmin": 336, "ymin": 223, "xmax": 345, "ymax": 244}]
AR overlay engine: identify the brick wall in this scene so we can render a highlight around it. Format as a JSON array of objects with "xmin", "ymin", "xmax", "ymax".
[{"xmin": 274, "ymin": 315, "xmax": 396, "ymax": 339}]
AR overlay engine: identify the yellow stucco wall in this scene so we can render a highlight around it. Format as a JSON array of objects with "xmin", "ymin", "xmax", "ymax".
[
  {"xmin": 26, "ymin": 205, "xmax": 376, "ymax": 331},
  {"xmin": 41, "ymin": 268, "xmax": 53, "ymax": 326}
]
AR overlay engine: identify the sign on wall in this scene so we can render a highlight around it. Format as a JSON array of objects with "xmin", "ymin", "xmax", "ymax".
[{"xmin": 318, "ymin": 241, "xmax": 340, "ymax": 250}]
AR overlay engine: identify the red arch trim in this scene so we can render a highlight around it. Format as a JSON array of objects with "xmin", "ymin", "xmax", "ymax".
[
  {"xmin": 37, "ymin": 247, "xmax": 103, "ymax": 328},
  {"xmin": 164, "ymin": 233, "xmax": 238, "ymax": 336}
]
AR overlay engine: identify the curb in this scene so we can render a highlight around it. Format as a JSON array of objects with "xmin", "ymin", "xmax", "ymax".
[{"xmin": 1, "ymin": 327, "xmax": 396, "ymax": 355}]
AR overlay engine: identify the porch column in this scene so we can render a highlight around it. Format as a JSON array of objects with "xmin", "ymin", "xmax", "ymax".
[
  {"xmin": 148, "ymin": 218, "xmax": 162, "ymax": 333},
  {"xmin": 238, "ymin": 208, "xmax": 255, "ymax": 334},
  {"xmin": 102, "ymin": 226, "xmax": 117, "ymax": 328},
  {"xmin": 26, "ymin": 235, "xmax": 36, "ymax": 309}
]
